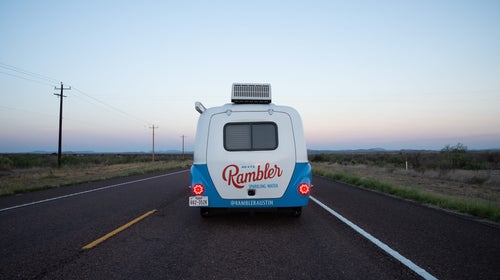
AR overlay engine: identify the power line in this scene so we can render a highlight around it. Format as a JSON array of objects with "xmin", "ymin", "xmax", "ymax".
[
  {"xmin": 0, "ymin": 104, "xmax": 109, "ymax": 128},
  {"xmin": 2, "ymin": 62, "xmax": 157, "ymax": 154},
  {"xmin": 0, "ymin": 62, "xmax": 59, "ymax": 85},
  {"xmin": 0, "ymin": 70, "xmax": 56, "ymax": 87},
  {"xmin": 1, "ymin": 62, "xmax": 152, "ymax": 127},
  {"xmin": 72, "ymin": 86, "xmax": 151, "ymax": 126},
  {"xmin": 54, "ymin": 83, "xmax": 71, "ymax": 167}
]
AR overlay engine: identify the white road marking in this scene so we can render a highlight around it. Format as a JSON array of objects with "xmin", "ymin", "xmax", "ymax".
[
  {"xmin": 310, "ymin": 195, "xmax": 438, "ymax": 280},
  {"xmin": 0, "ymin": 170, "xmax": 189, "ymax": 213}
]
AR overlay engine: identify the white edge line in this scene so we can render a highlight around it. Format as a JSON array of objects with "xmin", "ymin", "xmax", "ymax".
[
  {"xmin": 310, "ymin": 195, "xmax": 438, "ymax": 280},
  {"xmin": 0, "ymin": 170, "xmax": 189, "ymax": 213}
]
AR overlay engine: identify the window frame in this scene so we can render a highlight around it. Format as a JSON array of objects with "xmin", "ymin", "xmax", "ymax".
[{"xmin": 223, "ymin": 122, "xmax": 278, "ymax": 151}]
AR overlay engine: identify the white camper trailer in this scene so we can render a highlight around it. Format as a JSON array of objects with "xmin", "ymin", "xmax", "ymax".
[{"xmin": 189, "ymin": 83, "xmax": 312, "ymax": 217}]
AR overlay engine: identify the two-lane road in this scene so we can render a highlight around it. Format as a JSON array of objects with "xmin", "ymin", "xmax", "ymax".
[{"xmin": 0, "ymin": 169, "xmax": 498, "ymax": 279}]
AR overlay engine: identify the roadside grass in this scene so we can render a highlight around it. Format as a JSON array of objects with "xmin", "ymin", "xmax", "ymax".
[
  {"xmin": 312, "ymin": 163, "xmax": 500, "ymax": 223},
  {"xmin": 0, "ymin": 160, "xmax": 192, "ymax": 196}
]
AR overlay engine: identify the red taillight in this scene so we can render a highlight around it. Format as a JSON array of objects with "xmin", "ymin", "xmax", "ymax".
[
  {"xmin": 298, "ymin": 183, "xmax": 311, "ymax": 195},
  {"xmin": 192, "ymin": 184, "xmax": 204, "ymax": 195}
]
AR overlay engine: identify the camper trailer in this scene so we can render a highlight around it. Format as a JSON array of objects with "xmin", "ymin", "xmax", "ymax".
[{"xmin": 189, "ymin": 83, "xmax": 311, "ymax": 217}]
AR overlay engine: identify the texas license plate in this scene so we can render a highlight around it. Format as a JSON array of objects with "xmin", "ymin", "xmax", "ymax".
[{"xmin": 189, "ymin": 196, "xmax": 208, "ymax": 207}]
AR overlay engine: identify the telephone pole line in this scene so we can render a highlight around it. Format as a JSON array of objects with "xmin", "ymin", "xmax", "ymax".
[
  {"xmin": 149, "ymin": 125, "xmax": 158, "ymax": 162},
  {"xmin": 181, "ymin": 135, "xmax": 187, "ymax": 160},
  {"xmin": 54, "ymin": 82, "xmax": 71, "ymax": 167}
]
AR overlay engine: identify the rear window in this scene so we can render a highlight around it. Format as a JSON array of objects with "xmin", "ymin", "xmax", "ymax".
[{"xmin": 224, "ymin": 122, "xmax": 278, "ymax": 151}]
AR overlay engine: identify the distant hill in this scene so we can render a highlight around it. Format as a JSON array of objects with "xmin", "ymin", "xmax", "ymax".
[
  {"xmin": 307, "ymin": 148, "xmax": 442, "ymax": 154},
  {"xmin": 26, "ymin": 150, "xmax": 194, "ymax": 155},
  {"xmin": 156, "ymin": 150, "xmax": 193, "ymax": 154},
  {"xmin": 308, "ymin": 148, "xmax": 388, "ymax": 154},
  {"xmin": 308, "ymin": 148, "xmax": 500, "ymax": 154}
]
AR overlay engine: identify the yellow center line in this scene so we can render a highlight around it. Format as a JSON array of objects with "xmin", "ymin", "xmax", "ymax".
[{"xmin": 82, "ymin": 209, "xmax": 158, "ymax": 250}]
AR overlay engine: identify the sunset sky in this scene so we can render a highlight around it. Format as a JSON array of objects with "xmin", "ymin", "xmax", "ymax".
[{"xmin": 1, "ymin": 0, "xmax": 499, "ymax": 152}]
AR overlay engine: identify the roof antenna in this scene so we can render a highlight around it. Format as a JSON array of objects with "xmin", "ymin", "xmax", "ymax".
[{"xmin": 195, "ymin": 101, "xmax": 206, "ymax": 114}]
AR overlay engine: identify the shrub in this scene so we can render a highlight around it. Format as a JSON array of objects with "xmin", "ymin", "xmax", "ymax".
[
  {"xmin": 310, "ymin": 154, "xmax": 328, "ymax": 162},
  {"xmin": 441, "ymin": 143, "xmax": 468, "ymax": 169},
  {"xmin": 0, "ymin": 156, "xmax": 14, "ymax": 170}
]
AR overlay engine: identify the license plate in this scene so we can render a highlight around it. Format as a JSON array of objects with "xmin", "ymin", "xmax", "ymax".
[{"xmin": 189, "ymin": 196, "xmax": 208, "ymax": 207}]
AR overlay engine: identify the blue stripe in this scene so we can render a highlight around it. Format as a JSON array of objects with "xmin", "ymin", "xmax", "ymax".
[{"xmin": 191, "ymin": 163, "xmax": 311, "ymax": 208}]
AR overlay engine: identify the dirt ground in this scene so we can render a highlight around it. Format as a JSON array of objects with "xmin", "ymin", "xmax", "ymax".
[{"xmin": 312, "ymin": 162, "xmax": 500, "ymax": 204}]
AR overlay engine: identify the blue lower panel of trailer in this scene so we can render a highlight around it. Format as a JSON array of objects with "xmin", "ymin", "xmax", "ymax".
[{"xmin": 190, "ymin": 163, "xmax": 311, "ymax": 208}]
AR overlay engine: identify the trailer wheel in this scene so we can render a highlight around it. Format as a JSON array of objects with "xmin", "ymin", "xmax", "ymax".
[
  {"xmin": 200, "ymin": 207, "xmax": 210, "ymax": 217},
  {"xmin": 291, "ymin": 207, "xmax": 302, "ymax": 217}
]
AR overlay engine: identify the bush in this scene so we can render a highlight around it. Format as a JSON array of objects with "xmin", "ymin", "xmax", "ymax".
[
  {"xmin": 0, "ymin": 156, "xmax": 14, "ymax": 170},
  {"xmin": 441, "ymin": 143, "xmax": 468, "ymax": 169},
  {"xmin": 310, "ymin": 154, "xmax": 328, "ymax": 162},
  {"xmin": 7, "ymin": 154, "xmax": 55, "ymax": 168},
  {"xmin": 308, "ymin": 144, "xmax": 500, "ymax": 171}
]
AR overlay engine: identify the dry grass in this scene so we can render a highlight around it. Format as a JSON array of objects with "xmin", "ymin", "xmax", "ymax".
[
  {"xmin": 312, "ymin": 162, "xmax": 500, "ymax": 204},
  {"xmin": 0, "ymin": 160, "xmax": 192, "ymax": 196},
  {"xmin": 312, "ymin": 162, "xmax": 500, "ymax": 222}
]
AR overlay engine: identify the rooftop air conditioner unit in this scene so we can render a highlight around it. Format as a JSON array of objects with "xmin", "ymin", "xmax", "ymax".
[{"xmin": 231, "ymin": 83, "xmax": 271, "ymax": 104}]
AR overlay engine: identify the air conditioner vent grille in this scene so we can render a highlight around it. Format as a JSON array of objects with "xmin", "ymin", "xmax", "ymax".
[{"xmin": 231, "ymin": 83, "xmax": 271, "ymax": 104}]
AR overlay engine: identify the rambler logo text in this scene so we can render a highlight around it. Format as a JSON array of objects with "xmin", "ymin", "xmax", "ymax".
[{"xmin": 222, "ymin": 163, "xmax": 283, "ymax": 189}]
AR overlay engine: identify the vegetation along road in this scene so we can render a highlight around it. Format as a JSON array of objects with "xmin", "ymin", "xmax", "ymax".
[{"xmin": 1, "ymin": 168, "xmax": 499, "ymax": 279}]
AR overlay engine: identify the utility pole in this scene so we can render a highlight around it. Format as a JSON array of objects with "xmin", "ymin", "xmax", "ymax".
[
  {"xmin": 149, "ymin": 125, "xmax": 158, "ymax": 162},
  {"xmin": 54, "ymin": 82, "xmax": 71, "ymax": 167},
  {"xmin": 181, "ymin": 135, "xmax": 187, "ymax": 160}
]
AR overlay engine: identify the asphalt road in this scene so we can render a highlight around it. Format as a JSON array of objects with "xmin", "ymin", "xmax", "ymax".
[{"xmin": 0, "ymin": 169, "xmax": 499, "ymax": 279}]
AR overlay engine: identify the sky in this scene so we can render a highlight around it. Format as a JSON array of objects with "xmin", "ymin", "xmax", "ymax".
[{"xmin": 1, "ymin": 0, "xmax": 499, "ymax": 152}]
